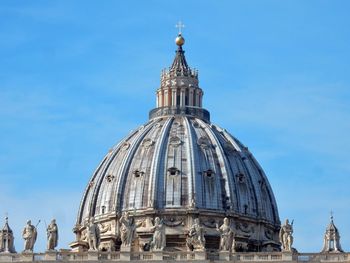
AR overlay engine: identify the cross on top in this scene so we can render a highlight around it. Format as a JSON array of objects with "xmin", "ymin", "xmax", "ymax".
[
  {"xmin": 330, "ymin": 210, "xmax": 334, "ymax": 219},
  {"xmin": 176, "ymin": 21, "xmax": 185, "ymax": 34}
]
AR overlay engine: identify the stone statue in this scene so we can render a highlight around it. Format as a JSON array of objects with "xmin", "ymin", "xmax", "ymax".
[
  {"xmin": 186, "ymin": 218, "xmax": 206, "ymax": 251},
  {"xmin": 216, "ymin": 217, "xmax": 234, "ymax": 251},
  {"xmin": 279, "ymin": 219, "xmax": 293, "ymax": 252},
  {"xmin": 22, "ymin": 220, "xmax": 37, "ymax": 252},
  {"xmin": 119, "ymin": 212, "xmax": 136, "ymax": 247},
  {"xmin": 150, "ymin": 217, "xmax": 166, "ymax": 251},
  {"xmin": 87, "ymin": 217, "xmax": 99, "ymax": 251},
  {"xmin": 46, "ymin": 219, "xmax": 58, "ymax": 251}
]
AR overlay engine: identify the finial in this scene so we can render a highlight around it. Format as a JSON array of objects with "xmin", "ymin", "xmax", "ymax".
[
  {"xmin": 330, "ymin": 210, "xmax": 334, "ymax": 221},
  {"xmin": 175, "ymin": 21, "xmax": 185, "ymax": 47},
  {"xmin": 175, "ymin": 21, "xmax": 185, "ymax": 34},
  {"xmin": 5, "ymin": 212, "xmax": 8, "ymax": 223}
]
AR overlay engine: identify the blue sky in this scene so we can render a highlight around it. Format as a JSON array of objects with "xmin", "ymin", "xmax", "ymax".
[{"xmin": 0, "ymin": 0, "xmax": 349, "ymax": 253}]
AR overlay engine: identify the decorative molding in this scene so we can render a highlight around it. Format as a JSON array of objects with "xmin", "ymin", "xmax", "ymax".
[
  {"xmin": 169, "ymin": 136, "xmax": 182, "ymax": 147},
  {"xmin": 197, "ymin": 136, "xmax": 210, "ymax": 149},
  {"xmin": 142, "ymin": 138, "xmax": 154, "ymax": 149},
  {"xmin": 163, "ymin": 217, "xmax": 185, "ymax": 227},
  {"xmin": 121, "ymin": 142, "xmax": 130, "ymax": 151},
  {"xmin": 202, "ymin": 218, "xmax": 217, "ymax": 228}
]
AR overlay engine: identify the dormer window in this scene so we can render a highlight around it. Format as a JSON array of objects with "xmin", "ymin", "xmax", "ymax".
[
  {"xmin": 203, "ymin": 169, "xmax": 214, "ymax": 177},
  {"xmin": 237, "ymin": 173, "xmax": 245, "ymax": 183},
  {"xmin": 167, "ymin": 167, "xmax": 180, "ymax": 176},
  {"xmin": 106, "ymin": 174, "xmax": 115, "ymax": 182},
  {"xmin": 133, "ymin": 170, "xmax": 145, "ymax": 177}
]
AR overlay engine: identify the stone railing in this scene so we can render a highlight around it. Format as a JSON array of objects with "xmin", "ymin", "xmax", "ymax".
[
  {"xmin": 0, "ymin": 251, "xmax": 349, "ymax": 262},
  {"xmin": 149, "ymin": 106, "xmax": 210, "ymax": 122},
  {"xmin": 296, "ymin": 253, "xmax": 349, "ymax": 262}
]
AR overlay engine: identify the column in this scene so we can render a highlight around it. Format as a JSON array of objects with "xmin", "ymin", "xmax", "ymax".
[
  {"xmin": 180, "ymin": 89, "xmax": 185, "ymax": 107},
  {"xmin": 164, "ymin": 90, "xmax": 168, "ymax": 106},
  {"xmin": 189, "ymin": 89, "xmax": 194, "ymax": 106},
  {"xmin": 172, "ymin": 89, "xmax": 176, "ymax": 106},
  {"xmin": 160, "ymin": 90, "xmax": 163, "ymax": 107},
  {"xmin": 195, "ymin": 91, "xmax": 199, "ymax": 107}
]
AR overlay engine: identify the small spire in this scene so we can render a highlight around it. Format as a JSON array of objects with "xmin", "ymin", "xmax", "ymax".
[
  {"xmin": 2, "ymin": 213, "xmax": 12, "ymax": 232},
  {"xmin": 322, "ymin": 213, "xmax": 343, "ymax": 253},
  {"xmin": 171, "ymin": 25, "xmax": 190, "ymax": 75},
  {"xmin": 171, "ymin": 41, "xmax": 189, "ymax": 74},
  {"xmin": 0, "ymin": 214, "xmax": 16, "ymax": 253}
]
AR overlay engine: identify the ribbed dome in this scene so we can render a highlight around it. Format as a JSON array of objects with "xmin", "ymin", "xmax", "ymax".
[
  {"xmin": 72, "ymin": 34, "xmax": 281, "ymax": 253},
  {"xmin": 78, "ymin": 116, "xmax": 279, "ymax": 224}
]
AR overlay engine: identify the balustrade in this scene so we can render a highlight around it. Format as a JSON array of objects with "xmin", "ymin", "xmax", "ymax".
[{"xmin": 1, "ymin": 251, "xmax": 349, "ymax": 262}]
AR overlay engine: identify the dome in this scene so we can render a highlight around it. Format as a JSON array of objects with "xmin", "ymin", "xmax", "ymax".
[{"xmin": 71, "ymin": 34, "xmax": 280, "ymax": 253}]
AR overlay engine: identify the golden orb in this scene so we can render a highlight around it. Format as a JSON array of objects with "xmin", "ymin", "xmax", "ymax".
[{"xmin": 175, "ymin": 35, "xmax": 185, "ymax": 46}]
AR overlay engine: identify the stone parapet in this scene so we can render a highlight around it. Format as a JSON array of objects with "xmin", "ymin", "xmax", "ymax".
[
  {"xmin": 149, "ymin": 106, "xmax": 210, "ymax": 121},
  {"xmin": 0, "ymin": 251, "xmax": 349, "ymax": 262}
]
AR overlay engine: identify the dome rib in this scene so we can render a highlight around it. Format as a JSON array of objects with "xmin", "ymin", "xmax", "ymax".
[
  {"xmin": 196, "ymin": 119, "xmax": 227, "ymax": 210},
  {"xmin": 77, "ymin": 155, "xmax": 108, "ymax": 224},
  {"xmin": 115, "ymin": 121, "xmax": 155, "ymax": 212},
  {"xmin": 183, "ymin": 117, "xmax": 197, "ymax": 207},
  {"xmin": 219, "ymin": 130, "xmax": 258, "ymax": 215},
  {"xmin": 210, "ymin": 126, "xmax": 240, "ymax": 211},
  {"xmin": 202, "ymin": 121, "xmax": 236, "ymax": 211},
  {"xmin": 148, "ymin": 117, "xmax": 174, "ymax": 209},
  {"xmin": 241, "ymin": 154, "xmax": 261, "ymax": 218}
]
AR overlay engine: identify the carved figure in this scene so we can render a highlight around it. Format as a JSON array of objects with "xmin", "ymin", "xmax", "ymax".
[
  {"xmin": 99, "ymin": 222, "xmax": 112, "ymax": 234},
  {"xmin": 22, "ymin": 220, "xmax": 37, "ymax": 252},
  {"xmin": 186, "ymin": 218, "xmax": 205, "ymax": 251},
  {"xmin": 150, "ymin": 217, "xmax": 166, "ymax": 251},
  {"xmin": 216, "ymin": 217, "xmax": 234, "ymax": 251},
  {"xmin": 279, "ymin": 219, "xmax": 293, "ymax": 252},
  {"xmin": 46, "ymin": 219, "xmax": 58, "ymax": 251},
  {"xmin": 87, "ymin": 217, "xmax": 99, "ymax": 251},
  {"xmin": 119, "ymin": 212, "xmax": 136, "ymax": 247}
]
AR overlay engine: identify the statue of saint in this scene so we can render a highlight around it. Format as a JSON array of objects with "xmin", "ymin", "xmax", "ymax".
[
  {"xmin": 22, "ymin": 220, "xmax": 37, "ymax": 252},
  {"xmin": 150, "ymin": 217, "xmax": 166, "ymax": 251},
  {"xmin": 186, "ymin": 218, "xmax": 206, "ymax": 251},
  {"xmin": 119, "ymin": 212, "xmax": 136, "ymax": 247},
  {"xmin": 46, "ymin": 219, "xmax": 58, "ymax": 251},
  {"xmin": 87, "ymin": 217, "xmax": 99, "ymax": 251},
  {"xmin": 279, "ymin": 219, "xmax": 293, "ymax": 252},
  {"xmin": 216, "ymin": 217, "xmax": 234, "ymax": 251}
]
